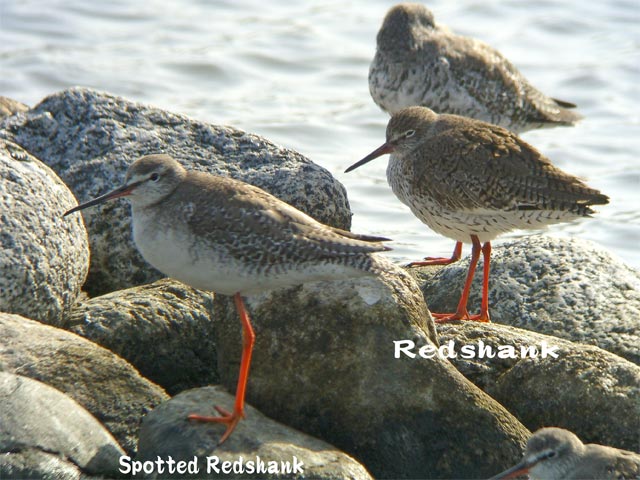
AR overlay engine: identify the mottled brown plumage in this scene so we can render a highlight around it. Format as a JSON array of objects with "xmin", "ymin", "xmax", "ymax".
[
  {"xmin": 65, "ymin": 153, "xmax": 391, "ymax": 444},
  {"xmin": 346, "ymin": 106, "xmax": 608, "ymax": 322},
  {"xmin": 369, "ymin": 3, "xmax": 583, "ymax": 132}
]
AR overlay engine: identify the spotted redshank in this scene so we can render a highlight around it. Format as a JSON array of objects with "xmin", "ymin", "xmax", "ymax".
[
  {"xmin": 490, "ymin": 427, "xmax": 640, "ymax": 479},
  {"xmin": 65, "ymin": 154, "xmax": 391, "ymax": 443},
  {"xmin": 345, "ymin": 106, "xmax": 608, "ymax": 322},
  {"xmin": 369, "ymin": 3, "xmax": 583, "ymax": 132}
]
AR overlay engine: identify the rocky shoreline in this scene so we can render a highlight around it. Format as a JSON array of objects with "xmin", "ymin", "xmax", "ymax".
[{"xmin": 1, "ymin": 88, "xmax": 638, "ymax": 479}]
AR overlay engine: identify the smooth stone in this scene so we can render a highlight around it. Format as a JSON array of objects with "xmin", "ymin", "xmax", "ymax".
[
  {"xmin": 66, "ymin": 278, "xmax": 218, "ymax": 395},
  {"xmin": 0, "ymin": 312, "xmax": 169, "ymax": 454},
  {"xmin": 0, "ymin": 87, "xmax": 352, "ymax": 295},
  {"xmin": 0, "ymin": 139, "xmax": 88, "ymax": 326},
  {"xmin": 216, "ymin": 259, "xmax": 529, "ymax": 479},
  {"xmin": 0, "ymin": 372, "xmax": 124, "ymax": 478},
  {"xmin": 418, "ymin": 235, "xmax": 640, "ymax": 365},
  {"xmin": 137, "ymin": 386, "xmax": 374, "ymax": 480},
  {"xmin": 0, "ymin": 450, "xmax": 86, "ymax": 480},
  {"xmin": 436, "ymin": 322, "xmax": 640, "ymax": 452}
]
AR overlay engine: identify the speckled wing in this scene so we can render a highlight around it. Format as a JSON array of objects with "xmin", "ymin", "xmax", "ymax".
[
  {"xmin": 176, "ymin": 172, "xmax": 390, "ymax": 265},
  {"xmin": 412, "ymin": 120, "xmax": 609, "ymax": 213}
]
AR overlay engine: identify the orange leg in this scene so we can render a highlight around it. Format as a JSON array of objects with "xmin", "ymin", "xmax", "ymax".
[
  {"xmin": 409, "ymin": 241, "xmax": 463, "ymax": 267},
  {"xmin": 433, "ymin": 236, "xmax": 490, "ymax": 323},
  {"xmin": 188, "ymin": 292, "xmax": 255, "ymax": 444}
]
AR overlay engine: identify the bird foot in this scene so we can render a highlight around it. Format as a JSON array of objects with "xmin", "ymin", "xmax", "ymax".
[
  {"xmin": 187, "ymin": 406, "xmax": 244, "ymax": 445},
  {"xmin": 432, "ymin": 312, "xmax": 490, "ymax": 323},
  {"xmin": 408, "ymin": 256, "xmax": 459, "ymax": 267}
]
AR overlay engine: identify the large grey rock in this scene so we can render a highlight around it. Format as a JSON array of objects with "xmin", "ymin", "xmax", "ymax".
[
  {"xmin": 0, "ymin": 140, "xmax": 88, "ymax": 326},
  {"xmin": 0, "ymin": 372, "xmax": 124, "ymax": 478},
  {"xmin": 0, "ymin": 87, "xmax": 352, "ymax": 295},
  {"xmin": 66, "ymin": 278, "xmax": 218, "ymax": 395},
  {"xmin": 420, "ymin": 235, "xmax": 640, "ymax": 364},
  {"xmin": 216, "ymin": 259, "xmax": 529, "ymax": 479},
  {"xmin": 436, "ymin": 322, "xmax": 640, "ymax": 452},
  {"xmin": 0, "ymin": 312, "xmax": 169, "ymax": 454},
  {"xmin": 137, "ymin": 386, "xmax": 374, "ymax": 480},
  {"xmin": 1, "ymin": 449, "xmax": 87, "ymax": 480}
]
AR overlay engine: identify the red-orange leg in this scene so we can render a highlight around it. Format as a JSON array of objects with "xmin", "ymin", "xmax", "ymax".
[
  {"xmin": 433, "ymin": 236, "xmax": 484, "ymax": 323},
  {"xmin": 188, "ymin": 292, "xmax": 256, "ymax": 444},
  {"xmin": 409, "ymin": 241, "xmax": 463, "ymax": 267}
]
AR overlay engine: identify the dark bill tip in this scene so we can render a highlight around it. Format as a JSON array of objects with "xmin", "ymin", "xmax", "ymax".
[
  {"xmin": 344, "ymin": 142, "xmax": 394, "ymax": 173},
  {"xmin": 63, "ymin": 183, "xmax": 137, "ymax": 217}
]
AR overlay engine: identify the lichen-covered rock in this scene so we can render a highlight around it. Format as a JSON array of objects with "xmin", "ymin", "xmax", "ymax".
[
  {"xmin": 66, "ymin": 278, "xmax": 218, "ymax": 395},
  {"xmin": 216, "ymin": 259, "xmax": 529, "ymax": 479},
  {"xmin": 436, "ymin": 322, "xmax": 640, "ymax": 452},
  {"xmin": 137, "ymin": 386, "xmax": 374, "ymax": 480},
  {"xmin": 0, "ymin": 372, "xmax": 124, "ymax": 478},
  {"xmin": 0, "ymin": 140, "xmax": 88, "ymax": 326},
  {"xmin": 0, "ymin": 312, "xmax": 168, "ymax": 454},
  {"xmin": 419, "ymin": 235, "xmax": 640, "ymax": 365},
  {"xmin": 0, "ymin": 87, "xmax": 352, "ymax": 295}
]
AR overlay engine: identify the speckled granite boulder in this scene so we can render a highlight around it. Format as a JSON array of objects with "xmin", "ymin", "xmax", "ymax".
[
  {"xmin": 0, "ymin": 372, "xmax": 124, "ymax": 478},
  {"xmin": 0, "ymin": 140, "xmax": 88, "ymax": 326},
  {"xmin": 0, "ymin": 312, "xmax": 168, "ymax": 454},
  {"xmin": 419, "ymin": 235, "xmax": 640, "ymax": 365},
  {"xmin": 0, "ymin": 87, "xmax": 352, "ymax": 295},
  {"xmin": 0, "ymin": 95, "xmax": 28, "ymax": 117},
  {"xmin": 436, "ymin": 322, "xmax": 640, "ymax": 452},
  {"xmin": 137, "ymin": 386, "xmax": 374, "ymax": 480},
  {"xmin": 216, "ymin": 258, "xmax": 529, "ymax": 479},
  {"xmin": 66, "ymin": 278, "xmax": 218, "ymax": 395}
]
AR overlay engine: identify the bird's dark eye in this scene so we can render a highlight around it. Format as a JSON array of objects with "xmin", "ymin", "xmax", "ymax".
[
  {"xmin": 405, "ymin": 129, "xmax": 416, "ymax": 138},
  {"xmin": 547, "ymin": 451, "xmax": 556, "ymax": 458},
  {"xmin": 150, "ymin": 173, "xmax": 160, "ymax": 182}
]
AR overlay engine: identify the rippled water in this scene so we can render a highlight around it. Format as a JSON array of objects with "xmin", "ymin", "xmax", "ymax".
[{"xmin": 2, "ymin": 0, "xmax": 639, "ymax": 268}]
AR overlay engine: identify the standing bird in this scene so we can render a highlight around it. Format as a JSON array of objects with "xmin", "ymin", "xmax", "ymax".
[
  {"xmin": 345, "ymin": 106, "xmax": 608, "ymax": 322},
  {"xmin": 368, "ymin": 3, "xmax": 583, "ymax": 267},
  {"xmin": 489, "ymin": 427, "xmax": 640, "ymax": 479},
  {"xmin": 65, "ymin": 154, "xmax": 391, "ymax": 443},
  {"xmin": 369, "ymin": 3, "xmax": 582, "ymax": 132}
]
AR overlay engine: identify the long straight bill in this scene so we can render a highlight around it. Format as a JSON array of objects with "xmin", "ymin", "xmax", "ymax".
[{"xmin": 344, "ymin": 142, "xmax": 394, "ymax": 173}]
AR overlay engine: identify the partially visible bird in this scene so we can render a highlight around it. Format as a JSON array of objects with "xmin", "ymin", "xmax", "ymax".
[
  {"xmin": 369, "ymin": 3, "xmax": 583, "ymax": 132},
  {"xmin": 489, "ymin": 427, "xmax": 640, "ymax": 480},
  {"xmin": 65, "ymin": 154, "xmax": 391, "ymax": 443},
  {"xmin": 345, "ymin": 106, "xmax": 608, "ymax": 322}
]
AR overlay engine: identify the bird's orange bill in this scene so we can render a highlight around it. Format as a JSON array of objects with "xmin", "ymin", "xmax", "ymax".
[
  {"xmin": 488, "ymin": 460, "xmax": 530, "ymax": 480},
  {"xmin": 344, "ymin": 142, "xmax": 394, "ymax": 173},
  {"xmin": 63, "ymin": 182, "xmax": 141, "ymax": 216}
]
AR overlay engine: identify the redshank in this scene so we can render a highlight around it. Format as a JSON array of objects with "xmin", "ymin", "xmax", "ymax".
[
  {"xmin": 65, "ymin": 154, "xmax": 391, "ymax": 443},
  {"xmin": 369, "ymin": 3, "xmax": 583, "ymax": 132},
  {"xmin": 489, "ymin": 427, "xmax": 640, "ymax": 479},
  {"xmin": 345, "ymin": 106, "xmax": 608, "ymax": 322},
  {"xmin": 369, "ymin": 3, "xmax": 584, "ymax": 268}
]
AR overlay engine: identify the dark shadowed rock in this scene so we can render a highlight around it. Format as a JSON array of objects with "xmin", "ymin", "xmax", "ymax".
[
  {"xmin": 137, "ymin": 386, "xmax": 374, "ymax": 480},
  {"xmin": 66, "ymin": 278, "xmax": 218, "ymax": 395},
  {"xmin": 436, "ymin": 322, "xmax": 640, "ymax": 452},
  {"xmin": 0, "ymin": 312, "xmax": 168, "ymax": 454},
  {"xmin": 0, "ymin": 372, "xmax": 124, "ymax": 478},
  {"xmin": 418, "ymin": 236, "xmax": 640, "ymax": 365},
  {"xmin": 0, "ymin": 87, "xmax": 352, "ymax": 295},
  {"xmin": 0, "ymin": 140, "xmax": 88, "ymax": 326},
  {"xmin": 216, "ymin": 260, "xmax": 529, "ymax": 479}
]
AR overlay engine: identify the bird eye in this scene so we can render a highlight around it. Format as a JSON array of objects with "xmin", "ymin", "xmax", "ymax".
[
  {"xmin": 547, "ymin": 451, "xmax": 556, "ymax": 458},
  {"xmin": 150, "ymin": 173, "xmax": 160, "ymax": 182},
  {"xmin": 405, "ymin": 129, "xmax": 416, "ymax": 138}
]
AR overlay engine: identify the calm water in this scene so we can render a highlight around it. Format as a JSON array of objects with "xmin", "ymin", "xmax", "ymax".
[{"xmin": 1, "ymin": 0, "xmax": 639, "ymax": 268}]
